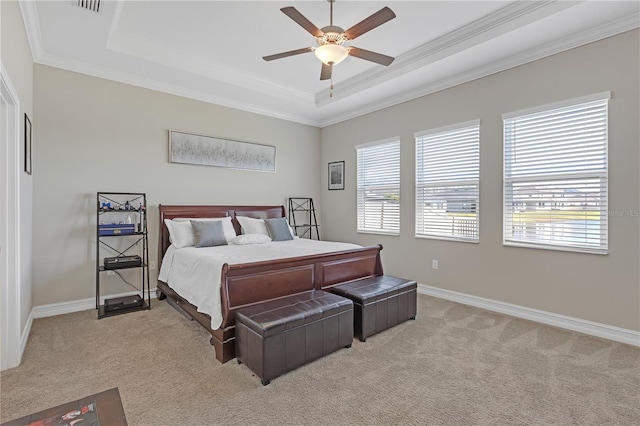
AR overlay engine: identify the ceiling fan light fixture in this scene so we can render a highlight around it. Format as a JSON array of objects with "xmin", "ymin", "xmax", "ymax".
[{"xmin": 314, "ymin": 44, "xmax": 349, "ymax": 66}]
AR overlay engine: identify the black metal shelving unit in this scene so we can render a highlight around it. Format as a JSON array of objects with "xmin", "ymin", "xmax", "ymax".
[
  {"xmin": 288, "ymin": 197, "xmax": 320, "ymax": 240},
  {"xmin": 96, "ymin": 192, "xmax": 151, "ymax": 318}
]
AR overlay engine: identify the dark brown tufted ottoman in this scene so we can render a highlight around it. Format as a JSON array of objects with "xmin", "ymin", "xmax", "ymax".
[
  {"xmin": 329, "ymin": 275, "xmax": 417, "ymax": 342},
  {"xmin": 235, "ymin": 290, "xmax": 353, "ymax": 385}
]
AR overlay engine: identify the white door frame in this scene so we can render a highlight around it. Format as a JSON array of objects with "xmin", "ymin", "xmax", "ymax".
[{"xmin": 1, "ymin": 63, "xmax": 23, "ymax": 371}]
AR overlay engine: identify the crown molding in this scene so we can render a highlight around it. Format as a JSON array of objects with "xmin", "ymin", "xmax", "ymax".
[
  {"xmin": 23, "ymin": 0, "xmax": 317, "ymax": 124},
  {"xmin": 106, "ymin": 0, "xmax": 312, "ymax": 105},
  {"xmin": 18, "ymin": 0, "xmax": 44, "ymax": 61},
  {"xmin": 318, "ymin": 13, "xmax": 640, "ymax": 127},
  {"xmin": 35, "ymin": 54, "xmax": 321, "ymax": 127},
  {"xmin": 18, "ymin": 0, "xmax": 640, "ymax": 129},
  {"xmin": 105, "ymin": 31, "xmax": 314, "ymax": 106},
  {"xmin": 316, "ymin": 1, "xmax": 567, "ymax": 106}
]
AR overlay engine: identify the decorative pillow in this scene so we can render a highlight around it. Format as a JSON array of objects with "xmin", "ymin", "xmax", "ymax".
[
  {"xmin": 173, "ymin": 216, "xmax": 237, "ymax": 242},
  {"xmin": 264, "ymin": 217, "xmax": 294, "ymax": 241},
  {"xmin": 164, "ymin": 219, "xmax": 194, "ymax": 248},
  {"xmin": 190, "ymin": 220, "xmax": 227, "ymax": 248},
  {"xmin": 229, "ymin": 234, "xmax": 272, "ymax": 245},
  {"xmin": 236, "ymin": 216, "xmax": 269, "ymax": 236}
]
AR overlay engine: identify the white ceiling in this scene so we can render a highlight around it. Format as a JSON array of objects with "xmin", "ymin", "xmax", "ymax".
[{"xmin": 20, "ymin": 1, "xmax": 640, "ymax": 127}]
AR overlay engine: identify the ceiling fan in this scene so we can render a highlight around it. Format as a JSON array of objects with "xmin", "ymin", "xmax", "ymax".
[{"xmin": 263, "ymin": 0, "xmax": 396, "ymax": 84}]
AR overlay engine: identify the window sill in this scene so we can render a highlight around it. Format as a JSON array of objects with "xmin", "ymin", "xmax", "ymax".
[
  {"xmin": 357, "ymin": 230, "xmax": 400, "ymax": 237},
  {"xmin": 415, "ymin": 235, "xmax": 479, "ymax": 243},
  {"xmin": 503, "ymin": 241, "xmax": 608, "ymax": 255}
]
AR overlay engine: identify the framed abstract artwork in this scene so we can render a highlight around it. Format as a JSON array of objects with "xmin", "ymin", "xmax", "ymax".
[{"xmin": 169, "ymin": 130, "xmax": 276, "ymax": 172}]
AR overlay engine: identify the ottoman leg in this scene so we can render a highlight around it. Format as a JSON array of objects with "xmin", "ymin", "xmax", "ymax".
[{"xmin": 261, "ymin": 379, "xmax": 271, "ymax": 386}]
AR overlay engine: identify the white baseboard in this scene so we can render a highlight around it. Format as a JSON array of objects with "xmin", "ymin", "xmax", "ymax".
[
  {"xmin": 32, "ymin": 288, "xmax": 158, "ymax": 319},
  {"xmin": 417, "ymin": 283, "xmax": 640, "ymax": 347},
  {"xmin": 20, "ymin": 313, "xmax": 33, "ymax": 361},
  {"xmin": 28, "ymin": 284, "xmax": 639, "ymax": 348}
]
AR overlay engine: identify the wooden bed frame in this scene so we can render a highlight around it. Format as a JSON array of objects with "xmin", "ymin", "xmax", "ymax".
[{"xmin": 157, "ymin": 204, "xmax": 384, "ymax": 363}]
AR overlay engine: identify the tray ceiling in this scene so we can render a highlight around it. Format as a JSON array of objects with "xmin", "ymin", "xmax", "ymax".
[{"xmin": 20, "ymin": 1, "xmax": 640, "ymax": 126}]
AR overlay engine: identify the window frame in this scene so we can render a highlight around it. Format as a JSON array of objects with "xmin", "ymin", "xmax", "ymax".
[
  {"xmin": 502, "ymin": 92, "xmax": 610, "ymax": 255},
  {"xmin": 355, "ymin": 137, "xmax": 401, "ymax": 236},
  {"xmin": 414, "ymin": 120, "xmax": 480, "ymax": 243}
]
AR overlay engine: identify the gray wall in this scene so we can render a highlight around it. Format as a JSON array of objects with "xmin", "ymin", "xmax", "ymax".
[
  {"xmin": 33, "ymin": 65, "xmax": 321, "ymax": 306},
  {"xmin": 1, "ymin": 0, "xmax": 34, "ymax": 334},
  {"xmin": 320, "ymin": 30, "xmax": 640, "ymax": 331}
]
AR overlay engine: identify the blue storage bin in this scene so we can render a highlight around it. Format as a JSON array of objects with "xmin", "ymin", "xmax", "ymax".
[{"xmin": 99, "ymin": 223, "xmax": 135, "ymax": 236}]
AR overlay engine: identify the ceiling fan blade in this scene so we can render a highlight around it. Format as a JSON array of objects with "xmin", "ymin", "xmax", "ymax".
[
  {"xmin": 263, "ymin": 47, "xmax": 314, "ymax": 62},
  {"xmin": 344, "ymin": 7, "xmax": 396, "ymax": 40},
  {"xmin": 280, "ymin": 7, "xmax": 323, "ymax": 37},
  {"xmin": 348, "ymin": 47, "xmax": 394, "ymax": 66},
  {"xmin": 320, "ymin": 63, "xmax": 333, "ymax": 80}
]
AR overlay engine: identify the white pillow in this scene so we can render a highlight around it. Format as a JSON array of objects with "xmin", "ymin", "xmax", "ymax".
[
  {"xmin": 236, "ymin": 216, "xmax": 269, "ymax": 236},
  {"xmin": 164, "ymin": 219, "xmax": 194, "ymax": 248},
  {"xmin": 173, "ymin": 216, "xmax": 237, "ymax": 242},
  {"xmin": 229, "ymin": 234, "xmax": 272, "ymax": 245}
]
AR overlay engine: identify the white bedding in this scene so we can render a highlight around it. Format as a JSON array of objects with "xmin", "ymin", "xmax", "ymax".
[{"xmin": 158, "ymin": 239, "xmax": 362, "ymax": 330}]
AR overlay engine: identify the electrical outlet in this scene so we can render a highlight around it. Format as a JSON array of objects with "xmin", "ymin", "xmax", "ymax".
[
  {"xmin": 432, "ymin": 260, "xmax": 439, "ymax": 270},
  {"xmin": 106, "ymin": 270, "xmax": 115, "ymax": 276},
  {"xmin": 149, "ymin": 261, "xmax": 157, "ymax": 271}
]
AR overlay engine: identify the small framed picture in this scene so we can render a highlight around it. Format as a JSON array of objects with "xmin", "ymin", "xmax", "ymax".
[
  {"xmin": 328, "ymin": 161, "xmax": 345, "ymax": 190},
  {"xmin": 24, "ymin": 113, "xmax": 32, "ymax": 175}
]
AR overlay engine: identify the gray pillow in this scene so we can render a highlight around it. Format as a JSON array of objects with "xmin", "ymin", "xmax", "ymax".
[
  {"xmin": 190, "ymin": 220, "xmax": 227, "ymax": 248},
  {"xmin": 264, "ymin": 218, "xmax": 294, "ymax": 241}
]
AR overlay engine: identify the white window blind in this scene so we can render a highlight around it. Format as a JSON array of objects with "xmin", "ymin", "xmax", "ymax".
[
  {"xmin": 415, "ymin": 121, "xmax": 480, "ymax": 241},
  {"xmin": 356, "ymin": 138, "xmax": 400, "ymax": 235},
  {"xmin": 503, "ymin": 93, "xmax": 609, "ymax": 254}
]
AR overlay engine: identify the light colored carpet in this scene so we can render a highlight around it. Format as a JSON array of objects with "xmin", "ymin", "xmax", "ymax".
[{"xmin": 1, "ymin": 295, "xmax": 638, "ymax": 425}]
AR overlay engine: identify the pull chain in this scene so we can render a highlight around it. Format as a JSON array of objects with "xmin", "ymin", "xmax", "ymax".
[{"xmin": 330, "ymin": 77, "xmax": 333, "ymax": 98}]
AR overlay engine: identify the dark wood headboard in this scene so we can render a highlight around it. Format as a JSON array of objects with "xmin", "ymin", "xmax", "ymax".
[{"xmin": 157, "ymin": 205, "xmax": 286, "ymax": 270}]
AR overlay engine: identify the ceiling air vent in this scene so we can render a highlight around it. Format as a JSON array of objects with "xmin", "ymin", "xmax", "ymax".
[{"xmin": 75, "ymin": 0, "xmax": 100, "ymax": 13}]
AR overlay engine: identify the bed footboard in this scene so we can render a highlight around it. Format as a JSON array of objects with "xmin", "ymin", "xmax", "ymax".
[
  {"xmin": 220, "ymin": 244, "xmax": 383, "ymax": 328},
  {"xmin": 157, "ymin": 245, "xmax": 383, "ymax": 363}
]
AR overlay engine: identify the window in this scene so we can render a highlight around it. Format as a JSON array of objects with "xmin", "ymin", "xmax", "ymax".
[
  {"xmin": 503, "ymin": 92, "xmax": 609, "ymax": 254},
  {"xmin": 415, "ymin": 120, "xmax": 480, "ymax": 242},
  {"xmin": 356, "ymin": 138, "xmax": 400, "ymax": 235}
]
